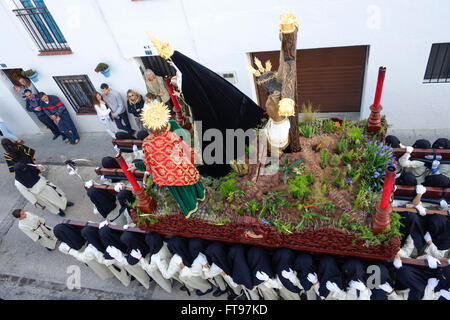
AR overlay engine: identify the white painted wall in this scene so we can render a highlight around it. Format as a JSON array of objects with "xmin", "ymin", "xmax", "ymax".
[{"xmin": 0, "ymin": 0, "xmax": 449, "ymax": 135}]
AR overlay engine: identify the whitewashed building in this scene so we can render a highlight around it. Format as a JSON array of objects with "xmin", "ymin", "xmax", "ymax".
[{"xmin": 0, "ymin": 0, "xmax": 449, "ymax": 137}]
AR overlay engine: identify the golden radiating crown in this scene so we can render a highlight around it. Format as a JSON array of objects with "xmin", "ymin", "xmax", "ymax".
[
  {"xmin": 150, "ymin": 36, "xmax": 174, "ymax": 60},
  {"xmin": 280, "ymin": 13, "xmax": 299, "ymax": 33},
  {"xmin": 140, "ymin": 101, "xmax": 171, "ymax": 131},
  {"xmin": 278, "ymin": 98, "xmax": 296, "ymax": 117},
  {"xmin": 246, "ymin": 57, "xmax": 273, "ymax": 77}
]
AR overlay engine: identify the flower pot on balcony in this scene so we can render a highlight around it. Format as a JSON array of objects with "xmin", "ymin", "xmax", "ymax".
[
  {"xmin": 100, "ymin": 66, "xmax": 110, "ymax": 77},
  {"xmin": 28, "ymin": 71, "xmax": 39, "ymax": 83}
]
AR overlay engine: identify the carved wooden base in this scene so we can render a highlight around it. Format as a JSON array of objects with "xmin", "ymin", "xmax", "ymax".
[
  {"xmin": 133, "ymin": 187, "xmax": 157, "ymax": 213},
  {"xmin": 367, "ymin": 104, "xmax": 382, "ymax": 133},
  {"xmin": 372, "ymin": 203, "xmax": 392, "ymax": 235},
  {"xmin": 130, "ymin": 211, "xmax": 400, "ymax": 261}
]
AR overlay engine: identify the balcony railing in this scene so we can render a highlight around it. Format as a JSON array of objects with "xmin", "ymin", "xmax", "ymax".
[{"xmin": 13, "ymin": 6, "xmax": 71, "ymax": 53}]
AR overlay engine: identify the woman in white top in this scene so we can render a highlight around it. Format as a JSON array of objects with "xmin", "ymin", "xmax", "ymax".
[{"xmin": 91, "ymin": 92, "xmax": 118, "ymax": 138}]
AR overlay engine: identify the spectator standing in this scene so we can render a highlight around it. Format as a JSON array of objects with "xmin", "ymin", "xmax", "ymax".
[
  {"xmin": 144, "ymin": 69, "xmax": 173, "ymax": 109},
  {"xmin": 38, "ymin": 92, "xmax": 80, "ymax": 145},
  {"xmin": 91, "ymin": 92, "xmax": 118, "ymax": 138},
  {"xmin": 24, "ymin": 89, "xmax": 61, "ymax": 140},
  {"xmin": 0, "ymin": 115, "xmax": 19, "ymax": 141},
  {"xmin": 100, "ymin": 83, "xmax": 135, "ymax": 135},
  {"xmin": 15, "ymin": 75, "xmax": 38, "ymax": 99},
  {"xmin": 126, "ymin": 89, "xmax": 145, "ymax": 131}
]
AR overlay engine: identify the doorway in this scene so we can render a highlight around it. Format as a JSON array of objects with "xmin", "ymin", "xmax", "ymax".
[{"xmin": 1, "ymin": 68, "xmax": 47, "ymax": 131}]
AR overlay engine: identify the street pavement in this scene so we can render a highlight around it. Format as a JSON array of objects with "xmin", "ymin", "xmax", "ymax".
[{"xmin": 0, "ymin": 132, "xmax": 222, "ymax": 300}]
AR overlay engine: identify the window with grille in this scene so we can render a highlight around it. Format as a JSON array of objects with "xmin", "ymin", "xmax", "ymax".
[
  {"xmin": 53, "ymin": 75, "xmax": 96, "ymax": 114},
  {"xmin": 12, "ymin": 0, "xmax": 70, "ymax": 53},
  {"xmin": 424, "ymin": 43, "xmax": 450, "ymax": 83}
]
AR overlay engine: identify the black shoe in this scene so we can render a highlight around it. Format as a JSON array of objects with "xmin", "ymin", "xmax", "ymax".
[
  {"xmin": 66, "ymin": 201, "xmax": 74, "ymax": 207},
  {"xmin": 52, "ymin": 134, "xmax": 60, "ymax": 140},
  {"xmin": 234, "ymin": 292, "xmax": 247, "ymax": 300},
  {"xmin": 180, "ymin": 285, "xmax": 191, "ymax": 296},
  {"xmin": 227, "ymin": 292, "xmax": 238, "ymax": 300},
  {"xmin": 58, "ymin": 210, "xmax": 66, "ymax": 217},
  {"xmin": 195, "ymin": 286, "xmax": 214, "ymax": 296},
  {"xmin": 213, "ymin": 288, "xmax": 227, "ymax": 297},
  {"xmin": 46, "ymin": 247, "xmax": 53, "ymax": 251}
]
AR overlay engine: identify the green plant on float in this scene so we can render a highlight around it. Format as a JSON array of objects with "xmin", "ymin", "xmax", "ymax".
[
  {"xmin": 288, "ymin": 174, "xmax": 313, "ymax": 200},
  {"xmin": 259, "ymin": 191, "xmax": 288, "ymax": 218},
  {"xmin": 296, "ymin": 209, "xmax": 332, "ymax": 231},
  {"xmin": 320, "ymin": 149, "xmax": 329, "ymax": 169},
  {"xmin": 321, "ymin": 201, "xmax": 335, "ymax": 213},
  {"xmin": 246, "ymin": 199, "xmax": 261, "ymax": 217},
  {"xmin": 333, "ymin": 171, "xmax": 346, "ymax": 189},
  {"xmin": 299, "ymin": 123, "xmax": 314, "ymax": 138},
  {"xmin": 272, "ymin": 218, "xmax": 295, "ymax": 234},
  {"xmin": 322, "ymin": 118, "xmax": 333, "ymax": 134},
  {"xmin": 209, "ymin": 217, "xmax": 232, "ymax": 225},
  {"xmin": 301, "ymin": 101, "xmax": 318, "ymax": 123},
  {"xmin": 335, "ymin": 137, "xmax": 349, "ymax": 155},
  {"xmin": 329, "ymin": 154, "xmax": 341, "ymax": 167},
  {"xmin": 347, "ymin": 126, "xmax": 363, "ymax": 145},
  {"xmin": 292, "ymin": 162, "xmax": 306, "ymax": 176},
  {"xmin": 310, "ymin": 181, "xmax": 329, "ymax": 209},
  {"xmin": 331, "ymin": 167, "xmax": 340, "ymax": 177},
  {"xmin": 277, "ymin": 157, "xmax": 304, "ymax": 185},
  {"xmin": 341, "ymin": 149, "xmax": 354, "ymax": 165},
  {"xmin": 231, "ymin": 204, "xmax": 245, "ymax": 215},
  {"xmin": 219, "ymin": 177, "xmax": 238, "ymax": 197}
]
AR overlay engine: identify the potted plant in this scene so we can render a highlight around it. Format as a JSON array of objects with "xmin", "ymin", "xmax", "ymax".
[
  {"xmin": 95, "ymin": 62, "xmax": 110, "ymax": 77},
  {"xmin": 21, "ymin": 69, "xmax": 38, "ymax": 82}
]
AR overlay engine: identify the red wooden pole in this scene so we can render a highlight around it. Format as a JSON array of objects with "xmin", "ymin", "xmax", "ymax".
[
  {"xmin": 372, "ymin": 165, "xmax": 396, "ymax": 234},
  {"xmin": 373, "ymin": 67, "xmax": 386, "ymax": 109},
  {"xmin": 115, "ymin": 153, "xmax": 141, "ymax": 191},
  {"xmin": 367, "ymin": 66, "xmax": 386, "ymax": 133},
  {"xmin": 114, "ymin": 153, "xmax": 156, "ymax": 214}
]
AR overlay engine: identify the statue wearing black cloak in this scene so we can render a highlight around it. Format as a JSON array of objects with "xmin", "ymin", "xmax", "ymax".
[{"xmin": 171, "ymin": 51, "xmax": 264, "ymax": 177}]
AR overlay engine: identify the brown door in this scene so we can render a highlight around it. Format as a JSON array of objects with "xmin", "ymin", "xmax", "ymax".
[{"xmin": 250, "ymin": 45, "xmax": 368, "ymax": 112}]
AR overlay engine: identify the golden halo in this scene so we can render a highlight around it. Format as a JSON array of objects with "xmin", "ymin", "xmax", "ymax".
[{"xmin": 140, "ymin": 101, "xmax": 171, "ymax": 130}]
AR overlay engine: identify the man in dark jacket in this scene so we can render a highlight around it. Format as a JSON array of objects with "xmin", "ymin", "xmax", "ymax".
[
  {"xmin": 24, "ymin": 90, "xmax": 62, "ymax": 140},
  {"xmin": 38, "ymin": 92, "xmax": 80, "ymax": 144}
]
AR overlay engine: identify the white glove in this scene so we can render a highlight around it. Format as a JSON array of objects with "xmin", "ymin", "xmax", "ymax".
[
  {"xmin": 432, "ymin": 160, "xmax": 440, "ymax": 169},
  {"xmin": 393, "ymin": 257, "xmax": 403, "ymax": 269},
  {"xmin": 326, "ymin": 281, "xmax": 340, "ymax": 293},
  {"xmin": 256, "ymin": 271, "xmax": 270, "ymax": 282},
  {"xmin": 349, "ymin": 280, "xmax": 366, "ymax": 291},
  {"xmin": 114, "ymin": 183, "xmax": 124, "ymax": 193},
  {"xmin": 415, "ymin": 185, "xmax": 427, "ymax": 195},
  {"xmin": 406, "ymin": 146, "xmax": 413, "ymax": 154},
  {"xmin": 84, "ymin": 180, "xmax": 94, "ymax": 189},
  {"xmin": 427, "ymin": 278, "xmax": 439, "ymax": 291},
  {"xmin": 132, "ymin": 144, "xmax": 139, "ymax": 153},
  {"xmin": 415, "ymin": 204, "xmax": 427, "ymax": 216},
  {"xmin": 113, "ymin": 145, "xmax": 120, "ymax": 153},
  {"xmin": 307, "ymin": 272, "xmax": 318, "ymax": 285},
  {"xmin": 440, "ymin": 289, "xmax": 450, "ymax": 300},
  {"xmin": 378, "ymin": 282, "xmax": 393, "ymax": 293},
  {"xmin": 130, "ymin": 249, "xmax": 142, "ymax": 260},
  {"xmin": 99, "ymin": 220, "xmax": 109, "ymax": 229},
  {"xmin": 123, "ymin": 224, "xmax": 129, "ymax": 230},
  {"xmin": 100, "ymin": 175, "xmax": 106, "ymax": 181},
  {"xmin": 58, "ymin": 242, "xmax": 71, "ymax": 254},
  {"xmin": 281, "ymin": 268, "xmax": 295, "ymax": 280},
  {"xmin": 426, "ymin": 255, "xmax": 441, "ymax": 269},
  {"xmin": 393, "ymin": 185, "xmax": 397, "ymax": 192},
  {"xmin": 424, "ymin": 232, "xmax": 432, "ymax": 243},
  {"xmin": 196, "ymin": 253, "xmax": 208, "ymax": 266},
  {"xmin": 440, "ymin": 199, "xmax": 449, "ymax": 210},
  {"xmin": 93, "ymin": 206, "xmax": 99, "ymax": 215}
]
